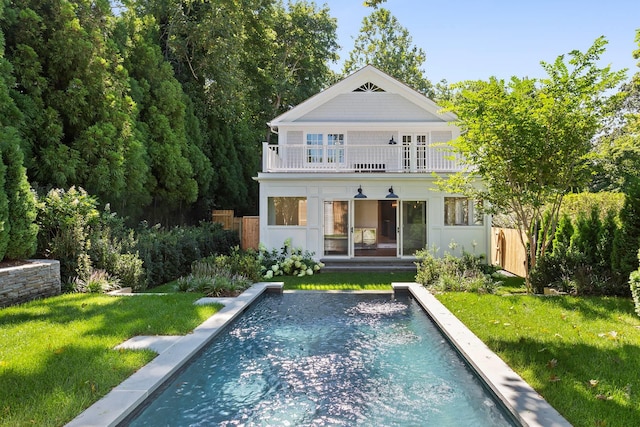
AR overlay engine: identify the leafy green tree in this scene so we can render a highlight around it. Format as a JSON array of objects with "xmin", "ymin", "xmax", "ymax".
[
  {"xmin": 248, "ymin": 1, "xmax": 339, "ymax": 142},
  {"xmin": 343, "ymin": 8, "xmax": 433, "ymax": 96},
  {"xmin": 592, "ymin": 29, "xmax": 640, "ymax": 192},
  {"xmin": 441, "ymin": 37, "xmax": 625, "ymax": 291}
]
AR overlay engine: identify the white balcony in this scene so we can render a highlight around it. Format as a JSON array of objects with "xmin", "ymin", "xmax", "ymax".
[{"xmin": 262, "ymin": 143, "xmax": 465, "ymax": 173}]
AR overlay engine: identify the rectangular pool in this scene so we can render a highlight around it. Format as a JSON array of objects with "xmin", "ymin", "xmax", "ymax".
[{"xmin": 125, "ymin": 292, "xmax": 517, "ymax": 426}]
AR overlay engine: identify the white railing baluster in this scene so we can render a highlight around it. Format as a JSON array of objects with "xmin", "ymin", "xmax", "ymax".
[{"xmin": 261, "ymin": 144, "xmax": 464, "ymax": 173}]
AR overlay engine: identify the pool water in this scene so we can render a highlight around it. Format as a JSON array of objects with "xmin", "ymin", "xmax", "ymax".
[{"xmin": 128, "ymin": 292, "xmax": 516, "ymax": 426}]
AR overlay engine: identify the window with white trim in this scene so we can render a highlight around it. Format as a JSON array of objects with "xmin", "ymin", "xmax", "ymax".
[
  {"xmin": 444, "ymin": 197, "xmax": 483, "ymax": 226},
  {"xmin": 268, "ymin": 197, "xmax": 307, "ymax": 226}
]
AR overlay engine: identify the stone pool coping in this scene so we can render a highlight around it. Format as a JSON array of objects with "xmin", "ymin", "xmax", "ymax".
[{"xmin": 67, "ymin": 282, "xmax": 571, "ymax": 427}]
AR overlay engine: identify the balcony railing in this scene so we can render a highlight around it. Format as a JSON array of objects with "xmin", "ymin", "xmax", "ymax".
[{"xmin": 262, "ymin": 143, "xmax": 465, "ymax": 173}]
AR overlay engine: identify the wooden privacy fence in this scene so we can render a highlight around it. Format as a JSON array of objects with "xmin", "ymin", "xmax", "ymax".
[
  {"xmin": 212, "ymin": 210, "xmax": 259, "ymax": 250},
  {"xmin": 491, "ymin": 227, "xmax": 527, "ymax": 277},
  {"xmin": 242, "ymin": 216, "xmax": 260, "ymax": 250}
]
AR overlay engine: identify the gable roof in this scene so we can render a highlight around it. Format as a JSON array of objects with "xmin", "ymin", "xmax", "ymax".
[{"xmin": 268, "ymin": 65, "xmax": 456, "ymax": 129}]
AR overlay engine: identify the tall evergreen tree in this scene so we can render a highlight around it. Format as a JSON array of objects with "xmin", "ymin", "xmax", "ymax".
[
  {"xmin": 2, "ymin": 0, "xmax": 151, "ymax": 216},
  {"xmin": 113, "ymin": 11, "xmax": 211, "ymax": 223},
  {"xmin": 612, "ymin": 179, "xmax": 640, "ymax": 279},
  {"xmin": 570, "ymin": 207, "xmax": 602, "ymax": 267},
  {"xmin": 0, "ymin": 4, "xmax": 37, "ymax": 260},
  {"xmin": 0, "ymin": 159, "xmax": 8, "ymax": 261}
]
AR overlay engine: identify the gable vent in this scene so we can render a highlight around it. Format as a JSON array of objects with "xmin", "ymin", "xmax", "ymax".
[{"xmin": 353, "ymin": 82, "xmax": 385, "ymax": 92}]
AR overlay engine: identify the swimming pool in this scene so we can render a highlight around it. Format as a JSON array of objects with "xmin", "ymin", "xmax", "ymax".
[{"xmin": 126, "ymin": 292, "xmax": 517, "ymax": 426}]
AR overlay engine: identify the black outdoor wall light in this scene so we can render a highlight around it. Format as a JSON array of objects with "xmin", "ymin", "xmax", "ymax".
[{"xmin": 354, "ymin": 185, "xmax": 367, "ymax": 198}]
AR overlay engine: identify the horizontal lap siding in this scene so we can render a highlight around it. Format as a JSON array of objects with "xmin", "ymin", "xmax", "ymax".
[{"xmin": 297, "ymin": 93, "xmax": 442, "ymax": 122}]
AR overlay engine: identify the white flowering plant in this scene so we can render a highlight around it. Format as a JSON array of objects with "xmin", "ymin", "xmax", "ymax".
[{"xmin": 258, "ymin": 239, "xmax": 324, "ymax": 278}]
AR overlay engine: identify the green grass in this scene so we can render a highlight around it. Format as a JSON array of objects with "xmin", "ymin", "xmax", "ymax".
[
  {"xmin": 494, "ymin": 275, "xmax": 528, "ymax": 295},
  {"xmin": 265, "ymin": 270, "xmax": 417, "ymax": 290},
  {"xmin": 436, "ymin": 292, "xmax": 640, "ymax": 427},
  {"xmin": 141, "ymin": 281, "xmax": 179, "ymax": 293},
  {"xmin": 0, "ymin": 293, "xmax": 221, "ymax": 427}
]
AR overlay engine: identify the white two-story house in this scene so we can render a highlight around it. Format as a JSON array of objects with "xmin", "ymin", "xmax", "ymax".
[{"xmin": 255, "ymin": 65, "xmax": 490, "ymax": 262}]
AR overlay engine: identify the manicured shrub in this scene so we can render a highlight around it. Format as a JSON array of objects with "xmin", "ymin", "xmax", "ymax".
[
  {"xmin": 532, "ymin": 194, "xmax": 630, "ymax": 296},
  {"xmin": 598, "ymin": 209, "xmax": 618, "ymax": 271},
  {"xmin": 114, "ymin": 253, "xmax": 146, "ymax": 291},
  {"xmin": 551, "ymin": 214, "xmax": 573, "ymax": 257},
  {"xmin": 88, "ymin": 208, "xmax": 146, "ymax": 290},
  {"xmin": 612, "ymin": 181, "xmax": 640, "ymax": 282},
  {"xmin": 630, "ymin": 250, "xmax": 640, "ymax": 317}
]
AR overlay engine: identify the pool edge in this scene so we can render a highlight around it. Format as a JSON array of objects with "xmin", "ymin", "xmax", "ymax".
[
  {"xmin": 393, "ymin": 282, "xmax": 572, "ymax": 427},
  {"xmin": 65, "ymin": 282, "xmax": 283, "ymax": 427}
]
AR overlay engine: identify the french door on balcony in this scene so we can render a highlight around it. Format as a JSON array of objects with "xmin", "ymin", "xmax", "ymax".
[
  {"xmin": 323, "ymin": 199, "xmax": 427, "ymax": 258},
  {"xmin": 402, "ymin": 134, "xmax": 428, "ymax": 172}
]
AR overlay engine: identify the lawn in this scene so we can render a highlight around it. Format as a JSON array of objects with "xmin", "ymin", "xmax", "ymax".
[
  {"xmin": 0, "ymin": 293, "xmax": 221, "ymax": 427},
  {"xmin": 265, "ymin": 270, "xmax": 417, "ymax": 290},
  {"xmin": 437, "ymin": 292, "xmax": 640, "ymax": 427}
]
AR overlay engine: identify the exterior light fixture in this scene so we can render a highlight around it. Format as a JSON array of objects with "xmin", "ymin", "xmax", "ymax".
[
  {"xmin": 354, "ymin": 185, "xmax": 367, "ymax": 198},
  {"xmin": 386, "ymin": 186, "xmax": 398, "ymax": 198},
  {"xmin": 388, "ymin": 136, "xmax": 396, "ymax": 145}
]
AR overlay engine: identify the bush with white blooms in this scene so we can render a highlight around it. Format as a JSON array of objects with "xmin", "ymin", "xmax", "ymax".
[{"xmin": 259, "ymin": 239, "xmax": 324, "ymax": 278}]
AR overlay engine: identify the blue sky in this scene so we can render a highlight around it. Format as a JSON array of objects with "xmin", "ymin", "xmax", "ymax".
[{"xmin": 322, "ymin": 0, "xmax": 639, "ymax": 84}]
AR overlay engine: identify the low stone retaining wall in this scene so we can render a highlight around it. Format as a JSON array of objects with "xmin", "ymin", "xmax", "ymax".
[{"xmin": 0, "ymin": 260, "xmax": 61, "ymax": 308}]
